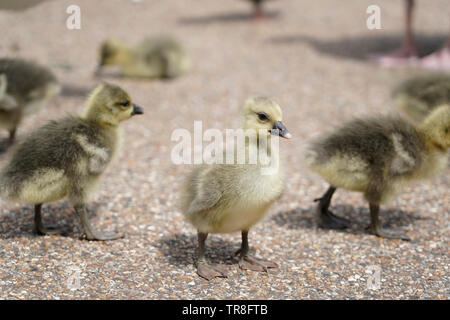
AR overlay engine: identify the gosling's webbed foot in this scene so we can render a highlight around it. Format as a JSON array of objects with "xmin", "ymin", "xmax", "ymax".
[
  {"xmin": 34, "ymin": 224, "xmax": 65, "ymax": 236},
  {"xmin": 315, "ymin": 186, "xmax": 348, "ymax": 229},
  {"xmin": 84, "ymin": 230, "xmax": 125, "ymax": 241},
  {"xmin": 370, "ymin": 225, "xmax": 410, "ymax": 241},
  {"xmin": 74, "ymin": 204, "xmax": 124, "ymax": 241},
  {"xmin": 319, "ymin": 210, "xmax": 350, "ymax": 230},
  {"xmin": 239, "ymin": 255, "xmax": 278, "ymax": 272},
  {"xmin": 197, "ymin": 261, "xmax": 228, "ymax": 281}
]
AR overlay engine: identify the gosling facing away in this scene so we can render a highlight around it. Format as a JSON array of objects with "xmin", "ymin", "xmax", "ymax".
[
  {"xmin": 0, "ymin": 58, "xmax": 60, "ymax": 148},
  {"xmin": 97, "ymin": 36, "xmax": 189, "ymax": 79},
  {"xmin": 0, "ymin": 83, "xmax": 143, "ymax": 241},
  {"xmin": 392, "ymin": 73, "xmax": 450, "ymax": 122},
  {"xmin": 180, "ymin": 96, "xmax": 291, "ymax": 280},
  {"xmin": 306, "ymin": 105, "xmax": 450, "ymax": 240}
]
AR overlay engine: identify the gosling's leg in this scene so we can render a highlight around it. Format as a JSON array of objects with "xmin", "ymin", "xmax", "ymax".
[
  {"xmin": 8, "ymin": 128, "xmax": 16, "ymax": 146},
  {"xmin": 34, "ymin": 204, "xmax": 62, "ymax": 235},
  {"xmin": 315, "ymin": 186, "xmax": 350, "ymax": 229},
  {"xmin": 74, "ymin": 204, "xmax": 124, "ymax": 241},
  {"xmin": 237, "ymin": 230, "xmax": 278, "ymax": 272},
  {"xmin": 196, "ymin": 231, "xmax": 228, "ymax": 280},
  {"xmin": 369, "ymin": 203, "xmax": 410, "ymax": 241}
]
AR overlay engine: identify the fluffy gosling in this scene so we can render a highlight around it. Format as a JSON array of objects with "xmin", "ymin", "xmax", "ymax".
[
  {"xmin": 306, "ymin": 105, "xmax": 450, "ymax": 240},
  {"xmin": 392, "ymin": 73, "xmax": 450, "ymax": 122},
  {"xmin": 97, "ymin": 36, "xmax": 189, "ymax": 79},
  {"xmin": 180, "ymin": 96, "xmax": 291, "ymax": 280},
  {"xmin": 0, "ymin": 58, "xmax": 60, "ymax": 147},
  {"xmin": 0, "ymin": 83, "xmax": 143, "ymax": 240}
]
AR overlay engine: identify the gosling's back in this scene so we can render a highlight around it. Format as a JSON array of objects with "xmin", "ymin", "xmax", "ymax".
[
  {"xmin": 0, "ymin": 116, "xmax": 116, "ymax": 202},
  {"xmin": 0, "ymin": 58, "xmax": 58, "ymax": 104},
  {"xmin": 392, "ymin": 73, "xmax": 450, "ymax": 122},
  {"xmin": 136, "ymin": 37, "xmax": 189, "ymax": 78}
]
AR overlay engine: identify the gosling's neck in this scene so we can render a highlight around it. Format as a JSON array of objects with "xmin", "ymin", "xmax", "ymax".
[
  {"xmin": 82, "ymin": 105, "xmax": 119, "ymax": 130},
  {"xmin": 244, "ymin": 133, "xmax": 279, "ymax": 166},
  {"xmin": 418, "ymin": 125, "xmax": 446, "ymax": 154}
]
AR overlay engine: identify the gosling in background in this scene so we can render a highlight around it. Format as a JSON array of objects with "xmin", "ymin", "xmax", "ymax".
[
  {"xmin": 0, "ymin": 58, "xmax": 60, "ymax": 148},
  {"xmin": 180, "ymin": 97, "xmax": 291, "ymax": 280},
  {"xmin": 306, "ymin": 105, "xmax": 450, "ymax": 240},
  {"xmin": 97, "ymin": 36, "xmax": 189, "ymax": 79},
  {"xmin": 0, "ymin": 83, "xmax": 143, "ymax": 240},
  {"xmin": 392, "ymin": 73, "xmax": 450, "ymax": 122}
]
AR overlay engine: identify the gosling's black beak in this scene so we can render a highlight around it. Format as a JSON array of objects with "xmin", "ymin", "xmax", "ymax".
[
  {"xmin": 131, "ymin": 103, "xmax": 144, "ymax": 116},
  {"xmin": 271, "ymin": 121, "xmax": 292, "ymax": 139}
]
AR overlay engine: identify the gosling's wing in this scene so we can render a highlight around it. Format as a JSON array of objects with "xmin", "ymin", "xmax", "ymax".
[
  {"xmin": 73, "ymin": 133, "xmax": 112, "ymax": 174},
  {"xmin": 389, "ymin": 133, "xmax": 420, "ymax": 175},
  {"xmin": 187, "ymin": 166, "xmax": 223, "ymax": 214},
  {"xmin": 0, "ymin": 94, "xmax": 19, "ymax": 111},
  {"xmin": 0, "ymin": 73, "xmax": 19, "ymax": 110}
]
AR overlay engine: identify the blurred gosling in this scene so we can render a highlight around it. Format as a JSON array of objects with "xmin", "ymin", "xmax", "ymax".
[
  {"xmin": 0, "ymin": 82, "xmax": 143, "ymax": 240},
  {"xmin": 0, "ymin": 58, "xmax": 60, "ymax": 147},
  {"xmin": 180, "ymin": 96, "xmax": 291, "ymax": 280},
  {"xmin": 97, "ymin": 36, "xmax": 189, "ymax": 79},
  {"xmin": 306, "ymin": 105, "xmax": 450, "ymax": 241},
  {"xmin": 392, "ymin": 72, "xmax": 450, "ymax": 122}
]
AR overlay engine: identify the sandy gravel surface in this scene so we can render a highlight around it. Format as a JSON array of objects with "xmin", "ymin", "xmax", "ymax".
[{"xmin": 0, "ymin": 0, "xmax": 448, "ymax": 299}]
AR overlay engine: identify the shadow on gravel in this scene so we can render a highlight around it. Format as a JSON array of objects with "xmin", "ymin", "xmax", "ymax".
[
  {"xmin": 155, "ymin": 233, "xmax": 239, "ymax": 266},
  {"xmin": 178, "ymin": 10, "xmax": 280, "ymax": 25},
  {"xmin": 266, "ymin": 33, "xmax": 447, "ymax": 61},
  {"xmin": 272, "ymin": 204, "xmax": 426, "ymax": 237},
  {"xmin": 0, "ymin": 202, "xmax": 102, "ymax": 239}
]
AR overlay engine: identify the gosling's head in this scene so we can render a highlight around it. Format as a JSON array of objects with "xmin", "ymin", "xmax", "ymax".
[
  {"xmin": 96, "ymin": 38, "xmax": 127, "ymax": 74},
  {"xmin": 242, "ymin": 96, "xmax": 291, "ymax": 139},
  {"xmin": 421, "ymin": 104, "xmax": 450, "ymax": 149},
  {"xmin": 83, "ymin": 82, "xmax": 143, "ymax": 127}
]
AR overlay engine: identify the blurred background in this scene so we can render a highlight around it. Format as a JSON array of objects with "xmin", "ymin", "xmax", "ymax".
[{"xmin": 0, "ymin": 0, "xmax": 448, "ymax": 299}]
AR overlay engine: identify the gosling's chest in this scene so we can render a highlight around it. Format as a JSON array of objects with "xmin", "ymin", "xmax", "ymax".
[{"xmin": 236, "ymin": 166, "xmax": 285, "ymax": 205}]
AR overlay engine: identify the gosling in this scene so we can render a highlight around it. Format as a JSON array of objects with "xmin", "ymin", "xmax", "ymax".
[
  {"xmin": 96, "ymin": 36, "xmax": 189, "ymax": 79},
  {"xmin": 0, "ymin": 58, "xmax": 60, "ymax": 147},
  {"xmin": 0, "ymin": 82, "xmax": 143, "ymax": 240},
  {"xmin": 306, "ymin": 105, "xmax": 450, "ymax": 241},
  {"xmin": 392, "ymin": 73, "xmax": 450, "ymax": 122},
  {"xmin": 180, "ymin": 97, "xmax": 291, "ymax": 280}
]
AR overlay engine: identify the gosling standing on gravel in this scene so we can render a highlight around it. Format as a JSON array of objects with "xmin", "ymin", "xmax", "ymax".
[
  {"xmin": 0, "ymin": 83, "xmax": 143, "ymax": 240},
  {"xmin": 97, "ymin": 36, "xmax": 189, "ymax": 79},
  {"xmin": 0, "ymin": 58, "xmax": 60, "ymax": 148},
  {"xmin": 306, "ymin": 105, "xmax": 450, "ymax": 240},
  {"xmin": 180, "ymin": 97, "xmax": 291, "ymax": 280}
]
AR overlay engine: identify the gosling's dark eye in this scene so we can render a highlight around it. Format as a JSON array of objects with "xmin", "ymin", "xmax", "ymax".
[
  {"xmin": 445, "ymin": 127, "xmax": 449, "ymax": 134},
  {"xmin": 119, "ymin": 101, "xmax": 130, "ymax": 107},
  {"xmin": 257, "ymin": 112, "xmax": 269, "ymax": 121}
]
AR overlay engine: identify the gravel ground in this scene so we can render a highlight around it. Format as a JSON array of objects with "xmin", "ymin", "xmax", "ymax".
[{"xmin": 0, "ymin": 0, "xmax": 448, "ymax": 299}]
